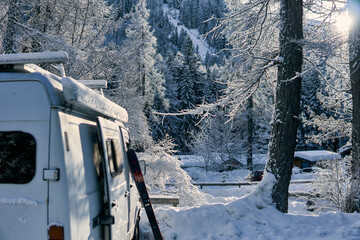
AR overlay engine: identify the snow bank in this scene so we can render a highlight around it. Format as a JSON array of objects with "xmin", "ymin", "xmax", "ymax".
[
  {"xmin": 141, "ymin": 197, "xmax": 360, "ymax": 240},
  {"xmin": 140, "ymin": 172, "xmax": 360, "ymax": 240},
  {"xmin": 61, "ymin": 77, "xmax": 128, "ymax": 122}
]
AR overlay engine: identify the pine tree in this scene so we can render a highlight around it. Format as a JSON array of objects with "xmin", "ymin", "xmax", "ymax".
[
  {"xmin": 3, "ymin": 0, "xmax": 18, "ymax": 53},
  {"xmin": 107, "ymin": 0, "xmax": 167, "ymax": 150},
  {"xmin": 181, "ymin": 36, "xmax": 206, "ymax": 105},
  {"xmin": 297, "ymin": 69, "xmax": 323, "ymax": 150}
]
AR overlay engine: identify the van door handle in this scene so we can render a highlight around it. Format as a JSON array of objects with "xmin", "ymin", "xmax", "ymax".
[{"xmin": 125, "ymin": 190, "xmax": 130, "ymax": 197}]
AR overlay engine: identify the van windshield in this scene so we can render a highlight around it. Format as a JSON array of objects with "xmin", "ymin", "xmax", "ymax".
[{"xmin": 0, "ymin": 132, "xmax": 36, "ymax": 184}]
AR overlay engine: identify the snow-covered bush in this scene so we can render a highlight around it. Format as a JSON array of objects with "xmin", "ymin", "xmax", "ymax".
[
  {"xmin": 311, "ymin": 156, "xmax": 352, "ymax": 212},
  {"xmin": 138, "ymin": 137, "xmax": 207, "ymax": 207}
]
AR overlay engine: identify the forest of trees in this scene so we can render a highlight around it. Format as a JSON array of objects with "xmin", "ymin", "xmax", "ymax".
[{"xmin": 1, "ymin": 0, "xmax": 359, "ymax": 212}]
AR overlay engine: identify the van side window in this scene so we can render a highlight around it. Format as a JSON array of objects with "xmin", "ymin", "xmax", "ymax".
[
  {"xmin": 0, "ymin": 132, "xmax": 36, "ymax": 184},
  {"xmin": 106, "ymin": 139, "xmax": 123, "ymax": 177}
]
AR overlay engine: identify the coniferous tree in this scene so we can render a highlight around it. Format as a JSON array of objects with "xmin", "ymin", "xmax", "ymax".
[
  {"xmin": 3, "ymin": 0, "xmax": 18, "ymax": 53},
  {"xmin": 297, "ymin": 69, "xmax": 323, "ymax": 150},
  {"xmin": 107, "ymin": 0, "xmax": 166, "ymax": 150}
]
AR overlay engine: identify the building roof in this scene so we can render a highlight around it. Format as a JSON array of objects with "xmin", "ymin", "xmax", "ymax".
[{"xmin": 294, "ymin": 150, "xmax": 341, "ymax": 162}]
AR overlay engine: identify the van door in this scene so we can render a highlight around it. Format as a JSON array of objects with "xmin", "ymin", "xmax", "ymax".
[
  {"xmin": 97, "ymin": 116, "xmax": 129, "ymax": 240},
  {"xmin": 0, "ymin": 81, "xmax": 50, "ymax": 239}
]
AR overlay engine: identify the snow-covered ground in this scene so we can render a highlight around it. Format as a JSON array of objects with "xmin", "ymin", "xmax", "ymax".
[{"xmin": 139, "ymin": 155, "xmax": 360, "ymax": 240}]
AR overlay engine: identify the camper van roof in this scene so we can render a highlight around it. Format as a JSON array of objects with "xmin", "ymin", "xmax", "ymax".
[
  {"xmin": 62, "ymin": 77, "xmax": 128, "ymax": 122},
  {"xmin": 0, "ymin": 52, "xmax": 128, "ymax": 123}
]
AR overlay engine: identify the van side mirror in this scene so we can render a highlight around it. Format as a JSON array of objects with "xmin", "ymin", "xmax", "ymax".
[{"xmin": 139, "ymin": 160, "xmax": 146, "ymax": 175}]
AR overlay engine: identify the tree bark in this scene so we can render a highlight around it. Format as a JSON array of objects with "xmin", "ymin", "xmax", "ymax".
[
  {"xmin": 246, "ymin": 96, "xmax": 253, "ymax": 172},
  {"xmin": 346, "ymin": 0, "xmax": 360, "ymax": 213},
  {"xmin": 265, "ymin": 0, "xmax": 303, "ymax": 213}
]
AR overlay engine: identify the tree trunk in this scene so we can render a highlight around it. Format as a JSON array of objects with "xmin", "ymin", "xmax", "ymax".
[
  {"xmin": 346, "ymin": 0, "xmax": 360, "ymax": 213},
  {"xmin": 265, "ymin": 0, "xmax": 303, "ymax": 213},
  {"xmin": 246, "ymin": 96, "xmax": 253, "ymax": 172}
]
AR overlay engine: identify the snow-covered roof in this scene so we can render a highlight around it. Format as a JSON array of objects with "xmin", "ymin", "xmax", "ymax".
[
  {"xmin": 294, "ymin": 150, "xmax": 341, "ymax": 162},
  {"xmin": 177, "ymin": 155, "xmax": 205, "ymax": 168}
]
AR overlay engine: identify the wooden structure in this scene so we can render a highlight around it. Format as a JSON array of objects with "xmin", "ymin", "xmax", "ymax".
[{"xmin": 149, "ymin": 195, "xmax": 180, "ymax": 207}]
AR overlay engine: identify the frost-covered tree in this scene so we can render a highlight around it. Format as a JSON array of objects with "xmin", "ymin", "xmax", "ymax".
[
  {"xmin": 179, "ymin": 0, "xmax": 199, "ymax": 29},
  {"xmin": 1, "ymin": 0, "xmax": 121, "ymax": 80},
  {"xmin": 264, "ymin": 0, "xmax": 303, "ymax": 213},
  {"xmin": 296, "ymin": 14, "xmax": 350, "ymax": 152},
  {"xmin": 164, "ymin": 35, "xmax": 208, "ymax": 153},
  {"xmin": 139, "ymin": 137, "xmax": 207, "ymax": 206},
  {"xmin": 147, "ymin": 0, "xmax": 175, "ymax": 56},
  {"xmin": 211, "ymin": 0, "xmax": 301, "ymax": 212},
  {"xmin": 2, "ymin": 0, "xmax": 17, "ymax": 53},
  {"xmin": 218, "ymin": 0, "xmax": 278, "ymax": 171},
  {"xmin": 218, "ymin": 0, "xmax": 354, "ymax": 213},
  {"xmin": 346, "ymin": 0, "xmax": 360, "ymax": 213},
  {"xmin": 171, "ymin": 51, "xmax": 199, "ymax": 152},
  {"xmin": 106, "ymin": 0, "xmax": 167, "ymax": 150},
  {"xmin": 297, "ymin": 68, "xmax": 323, "ymax": 150}
]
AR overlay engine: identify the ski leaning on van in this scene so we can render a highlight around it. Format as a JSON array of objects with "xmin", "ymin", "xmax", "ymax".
[{"xmin": 127, "ymin": 149, "xmax": 163, "ymax": 240}]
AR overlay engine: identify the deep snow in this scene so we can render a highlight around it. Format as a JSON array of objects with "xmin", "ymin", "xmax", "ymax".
[{"xmin": 139, "ymin": 155, "xmax": 360, "ymax": 240}]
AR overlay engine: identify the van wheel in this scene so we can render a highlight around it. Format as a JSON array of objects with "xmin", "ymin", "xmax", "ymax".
[{"xmin": 132, "ymin": 216, "xmax": 140, "ymax": 240}]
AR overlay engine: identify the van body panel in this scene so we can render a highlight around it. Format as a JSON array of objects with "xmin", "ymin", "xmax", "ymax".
[
  {"xmin": 0, "ymin": 72, "xmax": 64, "ymax": 107},
  {"xmin": 0, "ymin": 81, "xmax": 50, "ymax": 239},
  {"xmin": 57, "ymin": 112, "xmax": 104, "ymax": 239},
  {"xmin": 0, "ymin": 81, "xmax": 51, "ymax": 121}
]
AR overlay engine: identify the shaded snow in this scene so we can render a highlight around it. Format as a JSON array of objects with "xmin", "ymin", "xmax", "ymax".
[{"xmin": 140, "ymin": 155, "xmax": 360, "ymax": 240}]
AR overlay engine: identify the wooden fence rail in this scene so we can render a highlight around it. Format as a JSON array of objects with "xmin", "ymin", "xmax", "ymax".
[{"xmin": 193, "ymin": 180, "xmax": 313, "ymax": 189}]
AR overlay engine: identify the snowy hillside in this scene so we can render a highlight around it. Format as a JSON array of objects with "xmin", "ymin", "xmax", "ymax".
[{"xmin": 162, "ymin": 4, "xmax": 216, "ymax": 61}]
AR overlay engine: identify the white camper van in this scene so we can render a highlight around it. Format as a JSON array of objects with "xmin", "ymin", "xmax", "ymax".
[{"xmin": 0, "ymin": 52, "xmax": 141, "ymax": 240}]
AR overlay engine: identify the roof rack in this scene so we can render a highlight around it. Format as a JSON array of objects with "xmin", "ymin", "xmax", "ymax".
[
  {"xmin": 0, "ymin": 51, "xmax": 124, "ymax": 121},
  {"xmin": 0, "ymin": 51, "xmax": 68, "ymax": 65},
  {"xmin": 78, "ymin": 80, "xmax": 107, "ymax": 89},
  {"xmin": 78, "ymin": 80, "xmax": 108, "ymax": 94},
  {"xmin": 0, "ymin": 52, "xmax": 108, "ymax": 91}
]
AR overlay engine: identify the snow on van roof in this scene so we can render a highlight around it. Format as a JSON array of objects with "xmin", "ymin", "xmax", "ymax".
[
  {"xmin": 294, "ymin": 150, "xmax": 341, "ymax": 162},
  {"xmin": 61, "ymin": 77, "xmax": 128, "ymax": 122}
]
